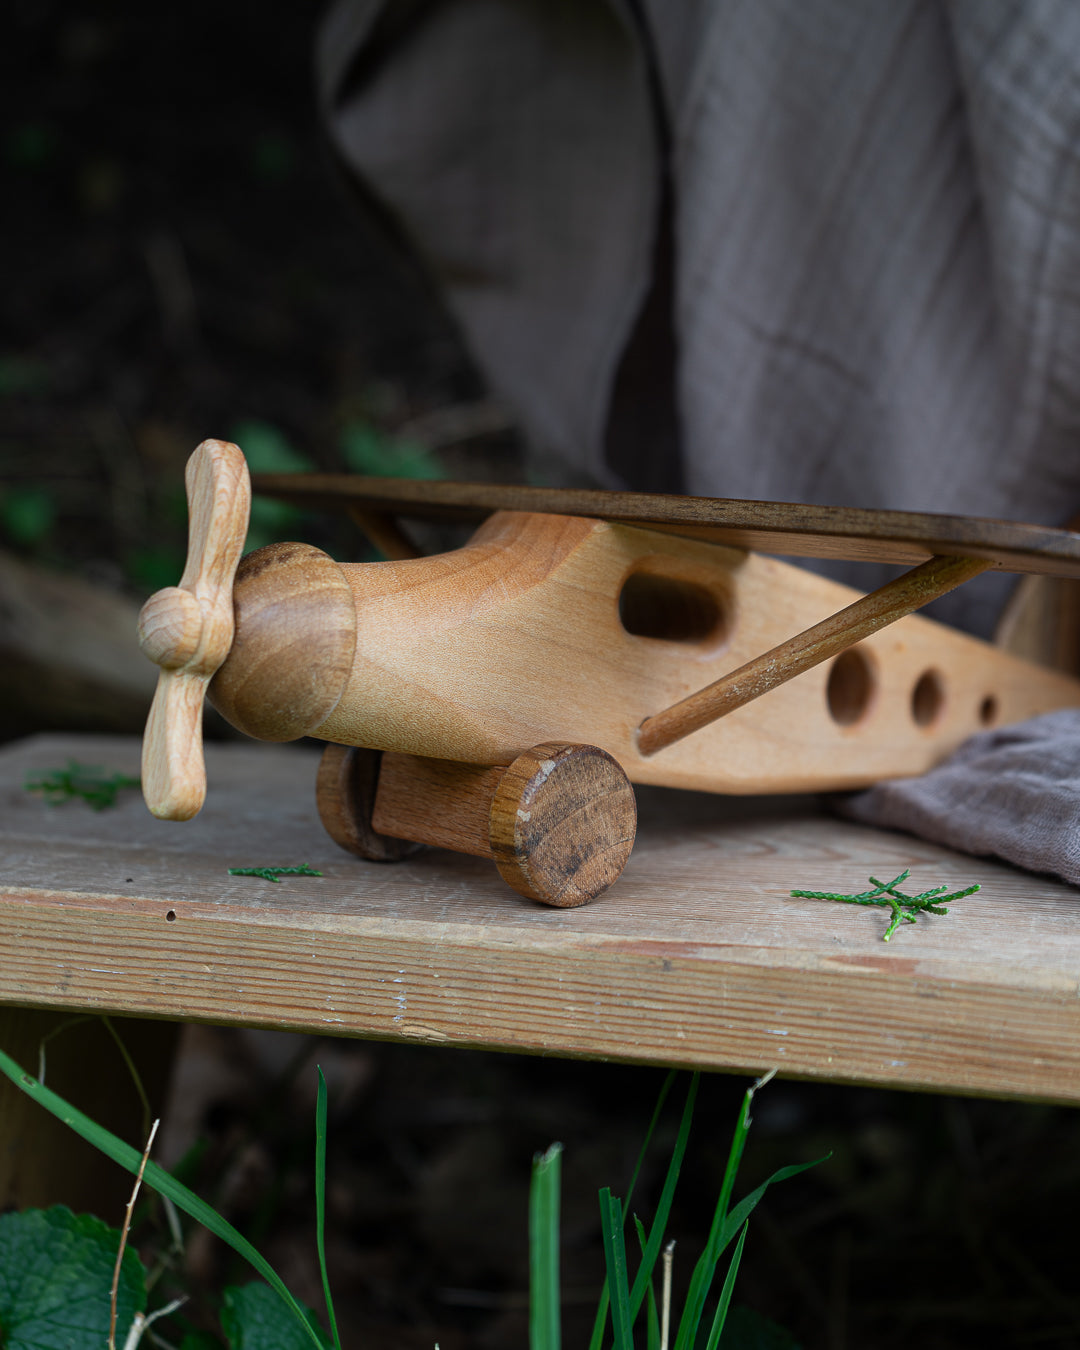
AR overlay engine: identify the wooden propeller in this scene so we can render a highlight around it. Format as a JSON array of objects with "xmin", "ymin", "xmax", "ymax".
[{"xmin": 137, "ymin": 440, "xmax": 251, "ymax": 819}]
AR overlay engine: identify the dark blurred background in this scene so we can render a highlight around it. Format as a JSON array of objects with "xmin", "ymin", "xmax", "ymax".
[
  {"xmin": 1, "ymin": 0, "xmax": 527, "ymax": 741},
  {"xmin": 4, "ymin": 4, "xmax": 1080, "ymax": 1348}
]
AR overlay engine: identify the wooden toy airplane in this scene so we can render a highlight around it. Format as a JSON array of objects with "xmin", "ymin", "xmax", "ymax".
[{"xmin": 137, "ymin": 440, "xmax": 1080, "ymax": 907}]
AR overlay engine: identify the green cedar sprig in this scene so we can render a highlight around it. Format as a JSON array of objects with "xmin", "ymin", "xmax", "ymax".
[
  {"xmin": 791, "ymin": 869, "xmax": 979, "ymax": 941},
  {"xmin": 228, "ymin": 865, "xmax": 323, "ymax": 883},
  {"xmin": 24, "ymin": 761, "xmax": 141, "ymax": 810}
]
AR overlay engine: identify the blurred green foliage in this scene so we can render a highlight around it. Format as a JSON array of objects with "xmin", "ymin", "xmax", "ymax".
[
  {"xmin": 125, "ymin": 545, "xmax": 187, "ymax": 593},
  {"xmin": 0, "ymin": 486, "xmax": 56, "ymax": 548},
  {"xmin": 340, "ymin": 421, "xmax": 442, "ymax": 480},
  {"xmin": 230, "ymin": 419, "xmax": 311, "ymax": 553}
]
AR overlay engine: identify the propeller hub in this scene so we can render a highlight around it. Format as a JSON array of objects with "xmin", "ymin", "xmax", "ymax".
[{"xmin": 137, "ymin": 586, "xmax": 204, "ymax": 670}]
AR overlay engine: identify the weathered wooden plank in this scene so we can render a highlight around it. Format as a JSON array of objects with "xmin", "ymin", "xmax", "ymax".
[{"xmin": 3, "ymin": 735, "xmax": 1080, "ymax": 1103}]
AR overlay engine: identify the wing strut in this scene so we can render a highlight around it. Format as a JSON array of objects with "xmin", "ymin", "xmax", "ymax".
[{"xmin": 636, "ymin": 554, "xmax": 989, "ymax": 757}]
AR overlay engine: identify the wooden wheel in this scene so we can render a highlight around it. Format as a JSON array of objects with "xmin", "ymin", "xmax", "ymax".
[
  {"xmin": 315, "ymin": 743, "xmax": 423, "ymax": 863},
  {"xmin": 319, "ymin": 740, "xmax": 636, "ymax": 905},
  {"xmin": 489, "ymin": 743, "xmax": 637, "ymax": 908}
]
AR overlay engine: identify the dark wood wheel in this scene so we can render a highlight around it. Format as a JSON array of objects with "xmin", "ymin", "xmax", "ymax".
[
  {"xmin": 315, "ymin": 743, "xmax": 424, "ymax": 862},
  {"xmin": 488, "ymin": 742, "xmax": 637, "ymax": 907}
]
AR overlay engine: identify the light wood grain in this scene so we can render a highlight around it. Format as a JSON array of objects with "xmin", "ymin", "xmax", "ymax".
[
  {"xmin": 138, "ymin": 440, "xmax": 250, "ymax": 819},
  {"xmin": 5, "ymin": 734, "xmax": 1080, "ymax": 1104},
  {"xmin": 207, "ymin": 541, "xmax": 357, "ymax": 740},
  {"xmin": 304, "ymin": 512, "xmax": 1080, "ymax": 793},
  {"xmin": 994, "ymin": 511, "xmax": 1080, "ymax": 676},
  {"xmin": 372, "ymin": 752, "xmax": 503, "ymax": 858},
  {"xmin": 638, "ymin": 555, "xmax": 989, "ymax": 755},
  {"xmin": 370, "ymin": 745, "xmax": 637, "ymax": 905},
  {"xmin": 250, "ymin": 473, "xmax": 1080, "ymax": 576}
]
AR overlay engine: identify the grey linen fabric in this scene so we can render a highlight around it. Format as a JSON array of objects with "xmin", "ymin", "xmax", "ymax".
[
  {"xmin": 840, "ymin": 710, "xmax": 1080, "ymax": 885},
  {"xmin": 317, "ymin": 0, "xmax": 1080, "ymax": 882}
]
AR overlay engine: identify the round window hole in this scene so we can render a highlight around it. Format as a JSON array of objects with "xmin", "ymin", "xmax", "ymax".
[
  {"xmin": 826, "ymin": 647, "xmax": 876, "ymax": 726},
  {"xmin": 979, "ymin": 694, "xmax": 999, "ymax": 726},
  {"xmin": 618, "ymin": 572, "xmax": 728, "ymax": 646},
  {"xmin": 911, "ymin": 669, "xmax": 945, "ymax": 727}
]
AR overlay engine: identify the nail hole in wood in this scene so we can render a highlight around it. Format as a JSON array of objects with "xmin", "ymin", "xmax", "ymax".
[
  {"xmin": 618, "ymin": 572, "xmax": 728, "ymax": 646},
  {"xmin": 912, "ymin": 669, "xmax": 945, "ymax": 727},
  {"xmin": 826, "ymin": 647, "xmax": 876, "ymax": 726},
  {"xmin": 166, "ymin": 910, "xmax": 176, "ymax": 922},
  {"xmin": 979, "ymin": 694, "xmax": 998, "ymax": 726}
]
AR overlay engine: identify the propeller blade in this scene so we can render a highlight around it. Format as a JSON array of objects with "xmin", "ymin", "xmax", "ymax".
[
  {"xmin": 138, "ymin": 439, "xmax": 250, "ymax": 820},
  {"xmin": 141, "ymin": 669, "xmax": 209, "ymax": 820}
]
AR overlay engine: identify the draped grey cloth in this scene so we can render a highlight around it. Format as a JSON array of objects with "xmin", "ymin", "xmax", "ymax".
[
  {"xmin": 317, "ymin": 1, "xmax": 1080, "ymax": 881},
  {"xmin": 840, "ymin": 710, "xmax": 1080, "ymax": 885}
]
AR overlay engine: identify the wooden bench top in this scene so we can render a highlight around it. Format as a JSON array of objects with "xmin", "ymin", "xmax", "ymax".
[{"xmin": 2, "ymin": 733, "xmax": 1079, "ymax": 1104}]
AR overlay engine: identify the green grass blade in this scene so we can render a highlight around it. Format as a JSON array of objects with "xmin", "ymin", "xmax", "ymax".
[
  {"xmin": 315, "ymin": 1067, "xmax": 341, "ymax": 1350},
  {"xmin": 599, "ymin": 1189, "xmax": 634, "ymax": 1350},
  {"xmin": 530, "ymin": 1142, "xmax": 563, "ymax": 1350},
  {"xmin": 715, "ymin": 1156, "xmax": 827, "ymax": 1258},
  {"xmin": 0, "ymin": 1046, "xmax": 326, "ymax": 1350},
  {"xmin": 587, "ymin": 1284, "xmax": 611, "ymax": 1350},
  {"xmin": 634, "ymin": 1215, "xmax": 661, "ymax": 1350},
  {"xmin": 673, "ymin": 1082, "xmax": 755, "ymax": 1350},
  {"xmin": 588, "ymin": 1071, "xmax": 678, "ymax": 1350},
  {"xmin": 100, "ymin": 1015, "xmax": 152, "ymax": 1141},
  {"xmin": 627, "ymin": 1073, "xmax": 698, "ymax": 1320},
  {"xmin": 624, "ymin": 1070, "xmax": 676, "ymax": 1213},
  {"xmin": 714, "ymin": 1085, "xmax": 753, "ymax": 1234},
  {"xmin": 703, "ymin": 1222, "xmax": 748, "ymax": 1350},
  {"xmin": 675, "ymin": 1154, "xmax": 826, "ymax": 1350}
]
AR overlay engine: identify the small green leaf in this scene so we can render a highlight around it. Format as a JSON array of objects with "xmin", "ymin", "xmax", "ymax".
[
  {"xmin": 0, "ymin": 1049, "xmax": 326, "ymax": 1350},
  {"xmin": 0, "ymin": 1206, "xmax": 145, "ymax": 1350},
  {"xmin": 221, "ymin": 1284, "xmax": 333, "ymax": 1350}
]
